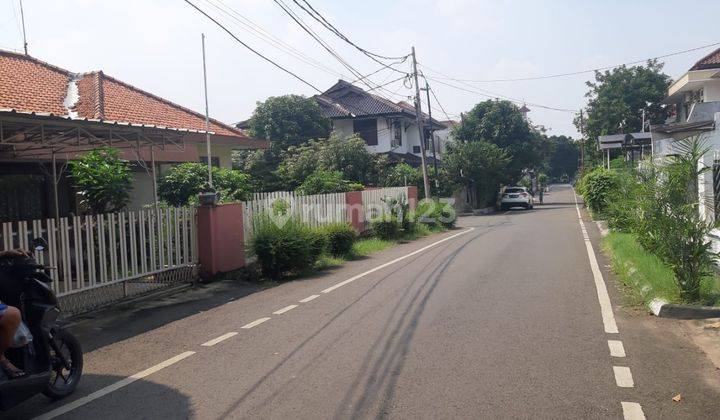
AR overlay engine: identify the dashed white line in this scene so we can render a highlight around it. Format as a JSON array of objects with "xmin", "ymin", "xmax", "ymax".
[
  {"xmin": 613, "ymin": 366, "xmax": 635, "ymax": 388},
  {"xmin": 321, "ymin": 227, "xmax": 474, "ymax": 294},
  {"xmin": 241, "ymin": 317, "xmax": 271, "ymax": 329},
  {"xmin": 573, "ymin": 191, "xmax": 619, "ymax": 334},
  {"xmin": 273, "ymin": 304, "xmax": 298, "ymax": 315},
  {"xmin": 621, "ymin": 402, "xmax": 646, "ymax": 420},
  {"xmin": 608, "ymin": 340, "xmax": 626, "ymax": 358},
  {"xmin": 33, "ymin": 351, "xmax": 196, "ymax": 420},
  {"xmin": 299, "ymin": 294, "xmax": 320, "ymax": 303},
  {"xmin": 201, "ymin": 332, "xmax": 238, "ymax": 347}
]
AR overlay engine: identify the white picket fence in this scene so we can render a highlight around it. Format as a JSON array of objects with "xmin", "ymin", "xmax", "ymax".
[
  {"xmin": 362, "ymin": 187, "xmax": 409, "ymax": 222},
  {"xmin": 0, "ymin": 207, "xmax": 197, "ymax": 300},
  {"xmin": 242, "ymin": 187, "xmax": 410, "ymax": 246}
]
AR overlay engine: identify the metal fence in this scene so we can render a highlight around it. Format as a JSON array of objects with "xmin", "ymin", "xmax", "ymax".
[{"xmin": 1, "ymin": 207, "xmax": 197, "ymax": 313}]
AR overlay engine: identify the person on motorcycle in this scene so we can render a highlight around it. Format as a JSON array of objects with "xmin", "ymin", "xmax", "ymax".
[{"xmin": 0, "ymin": 249, "xmax": 28, "ymax": 379}]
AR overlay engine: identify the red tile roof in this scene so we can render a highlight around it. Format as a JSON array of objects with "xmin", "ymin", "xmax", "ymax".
[
  {"xmin": 690, "ymin": 47, "xmax": 720, "ymax": 71},
  {"xmin": 0, "ymin": 50, "xmax": 256, "ymax": 140}
]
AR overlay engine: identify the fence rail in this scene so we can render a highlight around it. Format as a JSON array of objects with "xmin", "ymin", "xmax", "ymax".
[{"xmin": 1, "ymin": 207, "xmax": 197, "ymax": 302}]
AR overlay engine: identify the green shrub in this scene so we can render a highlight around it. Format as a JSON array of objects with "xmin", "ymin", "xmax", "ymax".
[
  {"xmin": 69, "ymin": 147, "xmax": 133, "ymax": 213},
  {"xmin": 578, "ymin": 167, "xmax": 619, "ymax": 216},
  {"xmin": 249, "ymin": 215, "xmax": 321, "ymax": 279},
  {"xmin": 296, "ymin": 169, "xmax": 363, "ymax": 195},
  {"xmin": 370, "ymin": 218, "xmax": 400, "ymax": 240},
  {"xmin": 158, "ymin": 162, "xmax": 252, "ymax": 206},
  {"xmin": 321, "ymin": 223, "xmax": 357, "ymax": 256}
]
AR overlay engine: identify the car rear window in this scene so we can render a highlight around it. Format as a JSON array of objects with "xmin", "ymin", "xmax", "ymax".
[{"xmin": 505, "ymin": 188, "xmax": 524, "ymax": 193}]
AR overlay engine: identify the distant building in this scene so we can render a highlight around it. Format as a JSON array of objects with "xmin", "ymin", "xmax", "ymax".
[{"xmin": 313, "ymin": 80, "xmax": 447, "ymax": 166}]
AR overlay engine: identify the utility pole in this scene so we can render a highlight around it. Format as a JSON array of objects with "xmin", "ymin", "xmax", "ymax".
[
  {"xmin": 411, "ymin": 46, "xmax": 431, "ymax": 199},
  {"xmin": 19, "ymin": 0, "xmax": 28, "ymax": 55},
  {"xmin": 201, "ymin": 33, "xmax": 213, "ymax": 188},
  {"xmin": 422, "ymin": 80, "xmax": 440, "ymax": 189},
  {"xmin": 579, "ymin": 109, "xmax": 585, "ymax": 174}
]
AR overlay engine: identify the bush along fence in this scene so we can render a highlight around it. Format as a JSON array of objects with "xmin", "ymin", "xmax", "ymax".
[
  {"xmin": 197, "ymin": 186, "xmax": 419, "ymax": 279},
  {"xmin": 0, "ymin": 207, "xmax": 198, "ymax": 314}
]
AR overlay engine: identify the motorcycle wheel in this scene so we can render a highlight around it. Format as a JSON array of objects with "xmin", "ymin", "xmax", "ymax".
[{"xmin": 43, "ymin": 329, "xmax": 83, "ymax": 399}]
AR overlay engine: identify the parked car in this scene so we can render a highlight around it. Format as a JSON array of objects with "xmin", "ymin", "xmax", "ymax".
[{"xmin": 500, "ymin": 187, "xmax": 534, "ymax": 210}]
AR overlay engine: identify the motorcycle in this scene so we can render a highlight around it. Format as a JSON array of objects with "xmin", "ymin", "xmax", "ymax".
[{"xmin": 0, "ymin": 238, "xmax": 83, "ymax": 411}]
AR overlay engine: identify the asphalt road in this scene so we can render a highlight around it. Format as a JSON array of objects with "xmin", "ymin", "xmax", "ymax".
[{"xmin": 6, "ymin": 185, "xmax": 720, "ymax": 419}]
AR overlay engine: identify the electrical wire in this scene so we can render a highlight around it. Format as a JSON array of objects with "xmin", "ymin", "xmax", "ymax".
[
  {"xmin": 295, "ymin": 0, "xmax": 408, "ymax": 61},
  {"xmin": 419, "ymin": 41, "xmax": 720, "ymax": 83},
  {"xmin": 201, "ymin": 0, "xmax": 348, "ymax": 79},
  {"xmin": 183, "ymin": 0, "xmax": 323, "ymax": 93},
  {"xmin": 426, "ymin": 76, "xmax": 577, "ymax": 113}
]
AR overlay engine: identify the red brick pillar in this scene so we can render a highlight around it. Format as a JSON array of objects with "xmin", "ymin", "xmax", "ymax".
[
  {"xmin": 196, "ymin": 202, "xmax": 245, "ymax": 279},
  {"xmin": 345, "ymin": 191, "xmax": 364, "ymax": 233},
  {"xmin": 407, "ymin": 186, "xmax": 419, "ymax": 211}
]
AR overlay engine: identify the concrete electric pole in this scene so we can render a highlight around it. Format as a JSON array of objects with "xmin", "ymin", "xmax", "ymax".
[{"xmin": 411, "ymin": 47, "xmax": 431, "ymax": 199}]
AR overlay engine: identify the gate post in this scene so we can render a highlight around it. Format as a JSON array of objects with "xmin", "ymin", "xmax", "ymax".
[
  {"xmin": 345, "ymin": 191, "xmax": 364, "ymax": 233},
  {"xmin": 407, "ymin": 186, "xmax": 419, "ymax": 211},
  {"xmin": 196, "ymin": 202, "xmax": 245, "ymax": 279}
]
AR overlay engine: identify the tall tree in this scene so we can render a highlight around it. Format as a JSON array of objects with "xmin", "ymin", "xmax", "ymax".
[
  {"xmin": 442, "ymin": 140, "xmax": 511, "ymax": 207},
  {"xmin": 574, "ymin": 60, "xmax": 672, "ymax": 164},
  {"xmin": 546, "ymin": 135, "xmax": 580, "ymax": 180},
  {"xmin": 453, "ymin": 100, "xmax": 542, "ymax": 178},
  {"xmin": 248, "ymin": 94, "xmax": 332, "ymax": 150}
]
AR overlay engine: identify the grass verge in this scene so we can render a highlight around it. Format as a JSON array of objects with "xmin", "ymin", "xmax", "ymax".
[{"xmin": 602, "ymin": 232, "xmax": 720, "ymax": 306}]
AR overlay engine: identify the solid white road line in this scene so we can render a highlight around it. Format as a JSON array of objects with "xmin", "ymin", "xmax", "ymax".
[
  {"xmin": 613, "ymin": 366, "xmax": 635, "ymax": 388},
  {"xmin": 273, "ymin": 304, "xmax": 298, "ymax": 315},
  {"xmin": 573, "ymin": 191, "xmax": 619, "ymax": 334},
  {"xmin": 608, "ymin": 340, "xmax": 626, "ymax": 358},
  {"xmin": 299, "ymin": 294, "xmax": 320, "ymax": 303},
  {"xmin": 33, "ymin": 351, "xmax": 196, "ymax": 420},
  {"xmin": 321, "ymin": 227, "xmax": 474, "ymax": 294},
  {"xmin": 201, "ymin": 332, "xmax": 238, "ymax": 347},
  {"xmin": 242, "ymin": 317, "xmax": 271, "ymax": 329},
  {"xmin": 621, "ymin": 402, "xmax": 646, "ymax": 420}
]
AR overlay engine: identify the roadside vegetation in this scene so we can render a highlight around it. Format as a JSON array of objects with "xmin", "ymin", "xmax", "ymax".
[
  {"xmin": 578, "ymin": 136, "xmax": 720, "ymax": 306},
  {"xmin": 248, "ymin": 198, "xmax": 456, "ymax": 281}
]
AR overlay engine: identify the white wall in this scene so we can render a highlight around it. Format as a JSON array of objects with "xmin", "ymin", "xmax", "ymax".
[
  {"xmin": 704, "ymin": 80, "xmax": 720, "ymax": 102},
  {"xmin": 332, "ymin": 117, "xmax": 415, "ymax": 155}
]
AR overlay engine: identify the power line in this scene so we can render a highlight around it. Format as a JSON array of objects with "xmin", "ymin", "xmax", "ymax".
[
  {"xmin": 201, "ymin": 0, "xmax": 348, "ymax": 79},
  {"xmin": 426, "ymin": 76, "xmax": 577, "ymax": 113},
  {"xmin": 424, "ymin": 80, "xmax": 455, "ymax": 121},
  {"xmin": 183, "ymin": 0, "xmax": 323, "ymax": 93},
  {"xmin": 294, "ymin": 0, "xmax": 408, "ymax": 62},
  {"xmin": 419, "ymin": 41, "xmax": 720, "ymax": 83}
]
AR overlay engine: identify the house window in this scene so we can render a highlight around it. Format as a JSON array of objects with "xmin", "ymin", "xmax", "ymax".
[
  {"xmin": 392, "ymin": 120, "xmax": 402, "ymax": 147},
  {"xmin": 199, "ymin": 156, "xmax": 221, "ymax": 167},
  {"xmin": 413, "ymin": 145, "xmax": 421, "ymax": 154},
  {"xmin": 353, "ymin": 119, "xmax": 378, "ymax": 146}
]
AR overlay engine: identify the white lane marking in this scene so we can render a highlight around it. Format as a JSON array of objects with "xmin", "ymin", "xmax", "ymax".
[
  {"xmin": 242, "ymin": 317, "xmax": 271, "ymax": 329},
  {"xmin": 201, "ymin": 332, "xmax": 238, "ymax": 347},
  {"xmin": 608, "ymin": 340, "xmax": 626, "ymax": 358},
  {"xmin": 273, "ymin": 304, "xmax": 298, "ymax": 315},
  {"xmin": 300, "ymin": 294, "xmax": 320, "ymax": 303},
  {"xmin": 621, "ymin": 402, "xmax": 646, "ymax": 420},
  {"xmin": 321, "ymin": 227, "xmax": 474, "ymax": 294},
  {"xmin": 613, "ymin": 366, "xmax": 634, "ymax": 388},
  {"xmin": 34, "ymin": 351, "xmax": 196, "ymax": 420},
  {"xmin": 573, "ymin": 191, "xmax": 619, "ymax": 334}
]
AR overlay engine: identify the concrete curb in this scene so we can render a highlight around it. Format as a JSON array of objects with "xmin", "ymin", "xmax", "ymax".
[
  {"xmin": 457, "ymin": 207, "xmax": 495, "ymax": 217},
  {"xmin": 649, "ymin": 298, "xmax": 720, "ymax": 319}
]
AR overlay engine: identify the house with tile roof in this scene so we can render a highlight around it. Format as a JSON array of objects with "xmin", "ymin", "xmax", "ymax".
[
  {"xmin": 313, "ymin": 80, "xmax": 447, "ymax": 166},
  {"xmin": 0, "ymin": 49, "xmax": 266, "ymax": 222},
  {"xmin": 650, "ymin": 46, "xmax": 720, "ymax": 248}
]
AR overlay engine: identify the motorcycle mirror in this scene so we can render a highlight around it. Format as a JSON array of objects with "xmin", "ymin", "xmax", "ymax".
[{"xmin": 32, "ymin": 237, "xmax": 48, "ymax": 252}]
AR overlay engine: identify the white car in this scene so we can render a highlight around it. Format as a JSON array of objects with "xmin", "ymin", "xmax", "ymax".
[{"xmin": 500, "ymin": 187, "xmax": 534, "ymax": 210}]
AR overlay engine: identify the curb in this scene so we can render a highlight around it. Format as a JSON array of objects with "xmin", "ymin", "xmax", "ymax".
[{"xmin": 649, "ymin": 298, "xmax": 720, "ymax": 319}]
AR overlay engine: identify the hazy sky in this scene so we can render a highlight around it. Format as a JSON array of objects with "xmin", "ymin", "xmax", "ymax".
[{"xmin": 1, "ymin": 0, "xmax": 719, "ymax": 137}]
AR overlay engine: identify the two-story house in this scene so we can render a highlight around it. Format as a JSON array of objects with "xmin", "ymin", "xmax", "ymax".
[
  {"xmin": 314, "ymin": 80, "xmax": 446, "ymax": 166},
  {"xmin": 650, "ymin": 47, "xmax": 720, "ymax": 243}
]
